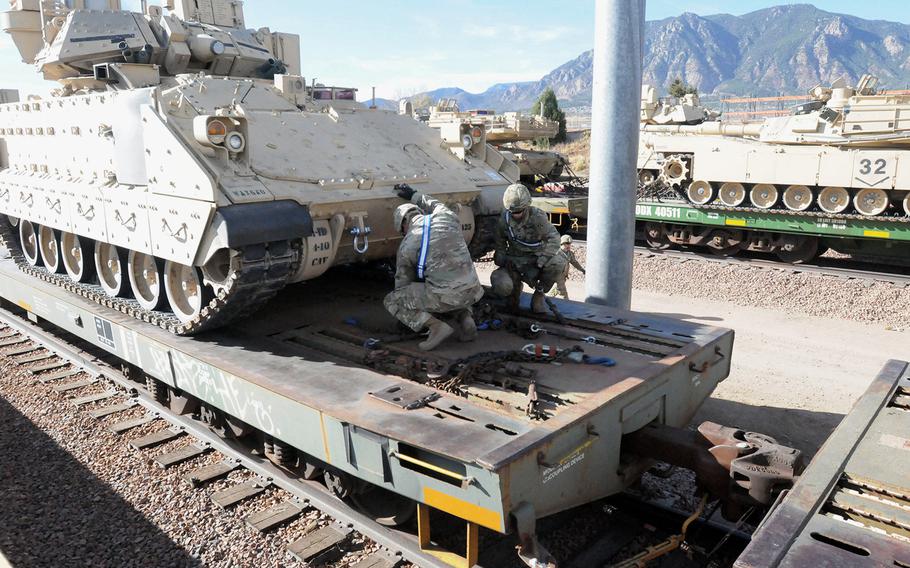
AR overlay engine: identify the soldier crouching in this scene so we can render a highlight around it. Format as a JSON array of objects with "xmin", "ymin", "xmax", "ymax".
[
  {"xmin": 384, "ymin": 184, "xmax": 483, "ymax": 351},
  {"xmin": 491, "ymin": 183, "xmax": 566, "ymax": 313}
]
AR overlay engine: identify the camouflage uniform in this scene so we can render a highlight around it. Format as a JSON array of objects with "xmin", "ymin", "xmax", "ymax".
[
  {"xmin": 493, "ymin": 206, "xmax": 566, "ymax": 297},
  {"xmin": 549, "ymin": 247, "xmax": 585, "ymax": 299},
  {"xmin": 384, "ymin": 192, "xmax": 483, "ymax": 331}
]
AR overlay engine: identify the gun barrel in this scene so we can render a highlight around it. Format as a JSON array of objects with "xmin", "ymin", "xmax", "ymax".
[{"xmin": 642, "ymin": 122, "xmax": 763, "ymax": 137}]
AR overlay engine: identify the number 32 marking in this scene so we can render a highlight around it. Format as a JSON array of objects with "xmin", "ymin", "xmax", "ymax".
[{"xmin": 859, "ymin": 158, "xmax": 887, "ymax": 175}]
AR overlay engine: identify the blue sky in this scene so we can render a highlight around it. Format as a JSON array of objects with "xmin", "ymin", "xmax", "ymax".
[{"xmin": 1, "ymin": 1, "xmax": 909, "ymax": 100}]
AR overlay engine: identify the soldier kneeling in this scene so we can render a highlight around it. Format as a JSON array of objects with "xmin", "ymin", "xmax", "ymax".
[
  {"xmin": 491, "ymin": 184, "xmax": 566, "ymax": 313},
  {"xmin": 384, "ymin": 184, "xmax": 483, "ymax": 351}
]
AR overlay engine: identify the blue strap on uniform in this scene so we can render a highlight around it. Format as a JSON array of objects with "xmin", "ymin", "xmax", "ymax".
[
  {"xmin": 505, "ymin": 210, "xmax": 542, "ymax": 248},
  {"xmin": 417, "ymin": 215, "xmax": 431, "ymax": 281}
]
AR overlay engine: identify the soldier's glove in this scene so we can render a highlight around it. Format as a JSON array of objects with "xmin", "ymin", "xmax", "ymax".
[
  {"xmin": 537, "ymin": 255, "xmax": 550, "ymax": 269},
  {"xmin": 395, "ymin": 183, "xmax": 417, "ymax": 201},
  {"xmin": 493, "ymin": 250, "xmax": 506, "ymax": 267}
]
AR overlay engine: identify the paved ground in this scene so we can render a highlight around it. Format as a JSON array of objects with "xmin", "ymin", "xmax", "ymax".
[{"xmin": 477, "ymin": 265, "xmax": 907, "ymax": 458}]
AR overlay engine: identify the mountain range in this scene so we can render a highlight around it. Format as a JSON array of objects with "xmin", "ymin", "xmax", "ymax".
[{"xmin": 398, "ymin": 4, "xmax": 910, "ymax": 112}]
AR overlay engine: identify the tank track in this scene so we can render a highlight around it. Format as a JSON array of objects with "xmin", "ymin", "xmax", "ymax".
[
  {"xmin": 691, "ymin": 202, "xmax": 910, "ymax": 223},
  {"xmin": 0, "ymin": 220, "xmax": 300, "ymax": 335}
]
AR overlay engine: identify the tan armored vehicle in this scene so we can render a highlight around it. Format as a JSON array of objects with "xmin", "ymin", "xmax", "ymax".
[
  {"xmin": 426, "ymin": 99, "xmax": 567, "ymax": 181},
  {"xmin": 639, "ymin": 75, "xmax": 910, "ymax": 219},
  {"xmin": 0, "ymin": 0, "xmax": 512, "ymax": 334}
]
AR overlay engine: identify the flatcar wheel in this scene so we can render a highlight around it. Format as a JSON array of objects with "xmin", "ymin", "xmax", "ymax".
[
  {"xmin": 818, "ymin": 187, "xmax": 850, "ymax": 214},
  {"xmin": 644, "ymin": 223, "xmax": 670, "ymax": 250},
  {"xmin": 61, "ymin": 232, "xmax": 95, "ymax": 283},
  {"xmin": 19, "ymin": 220, "xmax": 41, "ymax": 267},
  {"xmin": 718, "ymin": 182, "xmax": 746, "ymax": 207},
  {"xmin": 128, "ymin": 251, "xmax": 165, "ymax": 311},
  {"xmin": 686, "ymin": 180, "xmax": 714, "ymax": 205},
  {"xmin": 853, "ymin": 188, "xmax": 888, "ymax": 216},
  {"xmin": 904, "ymin": 193, "xmax": 910, "ymax": 216},
  {"xmin": 350, "ymin": 485, "xmax": 417, "ymax": 527},
  {"xmin": 749, "ymin": 184, "xmax": 778, "ymax": 209},
  {"xmin": 164, "ymin": 260, "xmax": 210, "ymax": 324},
  {"xmin": 95, "ymin": 242, "xmax": 130, "ymax": 298},
  {"xmin": 707, "ymin": 229, "xmax": 743, "ymax": 257},
  {"xmin": 782, "ymin": 185, "xmax": 813, "ymax": 212},
  {"xmin": 777, "ymin": 236, "xmax": 819, "ymax": 264}
]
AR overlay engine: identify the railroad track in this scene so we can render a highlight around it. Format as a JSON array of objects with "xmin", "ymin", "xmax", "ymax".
[
  {"xmin": 0, "ymin": 309, "xmax": 448, "ymax": 568},
  {"xmin": 568, "ymin": 239, "xmax": 910, "ymax": 287},
  {"xmin": 0, "ymin": 306, "xmax": 752, "ymax": 567},
  {"xmin": 632, "ymin": 246, "xmax": 910, "ymax": 287}
]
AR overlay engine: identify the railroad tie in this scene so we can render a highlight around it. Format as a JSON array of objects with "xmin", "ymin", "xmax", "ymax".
[
  {"xmin": 14, "ymin": 352, "xmax": 53, "ymax": 364},
  {"xmin": 52, "ymin": 378, "xmax": 97, "ymax": 393},
  {"xmin": 211, "ymin": 481, "xmax": 268, "ymax": 509},
  {"xmin": 350, "ymin": 551, "xmax": 400, "ymax": 568},
  {"xmin": 153, "ymin": 444, "xmax": 209, "ymax": 469},
  {"xmin": 108, "ymin": 414, "xmax": 158, "ymax": 434},
  {"xmin": 38, "ymin": 368, "xmax": 81, "ymax": 383},
  {"xmin": 182, "ymin": 461, "xmax": 239, "ymax": 488},
  {"xmin": 71, "ymin": 390, "xmax": 117, "ymax": 407},
  {"xmin": 88, "ymin": 401, "xmax": 136, "ymax": 419},
  {"xmin": 4, "ymin": 344, "xmax": 40, "ymax": 356},
  {"xmin": 29, "ymin": 360, "xmax": 70, "ymax": 374},
  {"xmin": 0, "ymin": 336, "xmax": 27, "ymax": 347},
  {"xmin": 244, "ymin": 499, "xmax": 305, "ymax": 532},
  {"xmin": 287, "ymin": 524, "xmax": 353, "ymax": 564},
  {"xmin": 129, "ymin": 428, "xmax": 184, "ymax": 450}
]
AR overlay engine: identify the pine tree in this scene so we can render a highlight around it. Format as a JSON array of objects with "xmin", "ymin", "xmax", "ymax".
[
  {"xmin": 531, "ymin": 87, "xmax": 567, "ymax": 144},
  {"xmin": 668, "ymin": 77, "xmax": 698, "ymax": 98}
]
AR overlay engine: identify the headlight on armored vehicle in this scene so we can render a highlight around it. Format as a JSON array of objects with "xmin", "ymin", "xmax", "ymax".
[
  {"xmin": 461, "ymin": 133, "xmax": 474, "ymax": 149},
  {"xmin": 471, "ymin": 126, "xmax": 484, "ymax": 140},
  {"xmin": 225, "ymin": 131, "xmax": 246, "ymax": 152},
  {"xmin": 206, "ymin": 119, "xmax": 227, "ymax": 144},
  {"xmin": 194, "ymin": 116, "xmax": 246, "ymax": 153}
]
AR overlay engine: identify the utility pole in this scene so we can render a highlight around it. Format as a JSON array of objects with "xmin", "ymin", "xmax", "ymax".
[{"xmin": 585, "ymin": 0, "xmax": 646, "ymax": 310}]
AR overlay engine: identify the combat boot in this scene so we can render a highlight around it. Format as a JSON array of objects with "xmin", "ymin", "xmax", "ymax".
[
  {"xmin": 419, "ymin": 318, "xmax": 455, "ymax": 351},
  {"xmin": 531, "ymin": 291, "xmax": 547, "ymax": 314},
  {"xmin": 457, "ymin": 311, "xmax": 478, "ymax": 342}
]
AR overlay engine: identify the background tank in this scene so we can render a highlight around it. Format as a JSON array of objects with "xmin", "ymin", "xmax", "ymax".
[
  {"xmin": 425, "ymin": 99, "xmax": 568, "ymax": 181},
  {"xmin": 0, "ymin": 0, "xmax": 512, "ymax": 334},
  {"xmin": 638, "ymin": 75, "xmax": 910, "ymax": 224}
]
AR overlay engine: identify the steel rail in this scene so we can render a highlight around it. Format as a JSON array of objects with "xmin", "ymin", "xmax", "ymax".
[{"xmin": 0, "ymin": 308, "xmax": 457, "ymax": 568}]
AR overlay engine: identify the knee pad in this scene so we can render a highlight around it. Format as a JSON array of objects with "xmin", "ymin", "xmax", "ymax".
[{"xmin": 490, "ymin": 268, "xmax": 514, "ymax": 297}]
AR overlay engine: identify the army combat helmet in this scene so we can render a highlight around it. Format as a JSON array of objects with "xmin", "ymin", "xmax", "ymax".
[
  {"xmin": 503, "ymin": 183, "xmax": 532, "ymax": 213},
  {"xmin": 394, "ymin": 203, "xmax": 421, "ymax": 234},
  {"xmin": 561, "ymin": 234, "xmax": 573, "ymax": 245}
]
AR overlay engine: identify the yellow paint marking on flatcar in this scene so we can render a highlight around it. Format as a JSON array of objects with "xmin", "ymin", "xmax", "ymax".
[
  {"xmin": 725, "ymin": 219, "xmax": 747, "ymax": 227},
  {"xmin": 16, "ymin": 300, "xmax": 31, "ymax": 312},
  {"xmin": 863, "ymin": 229, "xmax": 890, "ymax": 239},
  {"xmin": 423, "ymin": 487, "xmax": 502, "ymax": 531},
  {"xmin": 318, "ymin": 412, "xmax": 331, "ymax": 463}
]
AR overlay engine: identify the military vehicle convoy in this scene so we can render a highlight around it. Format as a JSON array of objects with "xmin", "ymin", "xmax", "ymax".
[
  {"xmin": 639, "ymin": 75, "xmax": 910, "ymax": 218},
  {"xmin": 0, "ymin": 0, "xmax": 514, "ymax": 334},
  {"xmin": 426, "ymin": 99, "xmax": 568, "ymax": 182},
  {"xmin": 637, "ymin": 78, "xmax": 910, "ymax": 262}
]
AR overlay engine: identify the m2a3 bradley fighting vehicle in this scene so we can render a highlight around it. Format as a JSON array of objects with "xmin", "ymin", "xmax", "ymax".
[
  {"xmin": 638, "ymin": 76, "xmax": 910, "ymax": 257},
  {"xmin": 426, "ymin": 99, "xmax": 568, "ymax": 182},
  {"xmin": 0, "ymin": 0, "xmax": 514, "ymax": 335}
]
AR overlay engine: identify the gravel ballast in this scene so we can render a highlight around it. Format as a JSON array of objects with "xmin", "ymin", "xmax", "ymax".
[
  {"xmin": 0, "ymin": 358, "xmax": 346, "ymax": 568},
  {"xmin": 563, "ymin": 247, "xmax": 910, "ymax": 331}
]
